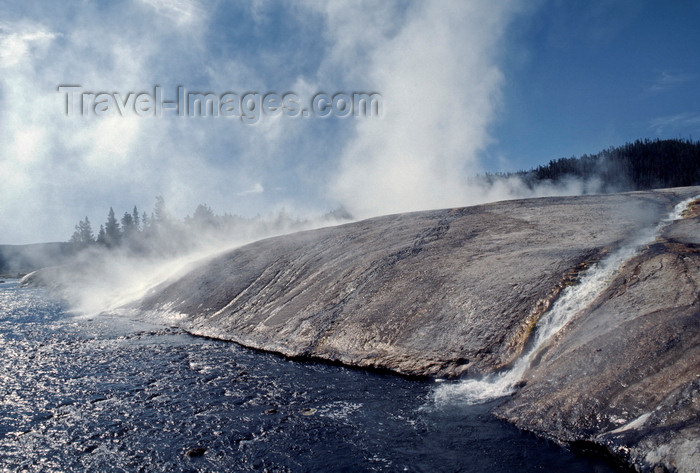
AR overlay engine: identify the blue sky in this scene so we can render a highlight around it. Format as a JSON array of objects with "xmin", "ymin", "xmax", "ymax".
[
  {"xmin": 1, "ymin": 0, "xmax": 699, "ymax": 244},
  {"xmin": 489, "ymin": 0, "xmax": 700, "ymax": 170}
]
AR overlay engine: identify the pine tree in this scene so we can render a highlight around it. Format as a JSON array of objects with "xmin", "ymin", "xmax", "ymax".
[
  {"xmin": 154, "ymin": 195, "xmax": 169, "ymax": 226},
  {"xmin": 81, "ymin": 217, "xmax": 95, "ymax": 243},
  {"xmin": 132, "ymin": 206, "xmax": 140, "ymax": 231},
  {"xmin": 121, "ymin": 212, "xmax": 135, "ymax": 238},
  {"xmin": 69, "ymin": 217, "xmax": 95, "ymax": 247},
  {"xmin": 96, "ymin": 225, "xmax": 106, "ymax": 245},
  {"xmin": 191, "ymin": 203, "xmax": 216, "ymax": 229},
  {"xmin": 105, "ymin": 207, "xmax": 121, "ymax": 248}
]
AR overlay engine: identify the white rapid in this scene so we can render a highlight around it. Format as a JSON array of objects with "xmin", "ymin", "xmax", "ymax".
[{"xmin": 433, "ymin": 195, "xmax": 698, "ymax": 406}]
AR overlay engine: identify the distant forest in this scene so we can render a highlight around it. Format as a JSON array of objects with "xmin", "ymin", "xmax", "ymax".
[
  {"xmin": 67, "ymin": 196, "xmax": 351, "ymax": 257},
  {"xmin": 2, "ymin": 198, "xmax": 336, "ymax": 276},
  {"xmin": 484, "ymin": 138, "xmax": 700, "ymax": 192}
]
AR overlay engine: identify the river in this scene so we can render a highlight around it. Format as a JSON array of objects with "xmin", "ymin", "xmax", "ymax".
[{"xmin": 0, "ymin": 280, "xmax": 620, "ymax": 472}]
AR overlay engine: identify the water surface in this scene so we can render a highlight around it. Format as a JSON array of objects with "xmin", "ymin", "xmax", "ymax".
[{"xmin": 0, "ymin": 280, "xmax": 620, "ymax": 472}]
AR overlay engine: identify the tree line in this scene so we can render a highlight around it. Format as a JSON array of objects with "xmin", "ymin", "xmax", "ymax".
[
  {"xmin": 70, "ymin": 196, "xmax": 170, "ymax": 249},
  {"xmin": 69, "ymin": 196, "xmax": 349, "ymax": 256},
  {"xmin": 484, "ymin": 138, "xmax": 700, "ymax": 192}
]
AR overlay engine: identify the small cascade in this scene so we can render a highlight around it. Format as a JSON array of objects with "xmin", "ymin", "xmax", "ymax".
[{"xmin": 433, "ymin": 195, "xmax": 699, "ymax": 406}]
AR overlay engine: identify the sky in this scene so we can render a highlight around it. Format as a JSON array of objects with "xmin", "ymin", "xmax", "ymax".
[{"xmin": 1, "ymin": 0, "xmax": 699, "ymax": 244}]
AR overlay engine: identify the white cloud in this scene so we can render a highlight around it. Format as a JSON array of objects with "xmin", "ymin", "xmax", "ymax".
[
  {"xmin": 136, "ymin": 0, "xmax": 205, "ymax": 28},
  {"xmin": 649, "ymin": 112, "xmax": 700, "ymax": 134},
  {"xmin": 0, "ymin": 5, "xmax": 212, "ymax": 243},
  {"xmin": 237, "ymin": 182, "xmax": 265, "ymax": 196},
  {"xmin": 649, "ymin": 71, "xmax": 694, "ymax": 93},
  {"xmin": 0, "ymin": 23, "xmax": 56, "ymax": 68}
]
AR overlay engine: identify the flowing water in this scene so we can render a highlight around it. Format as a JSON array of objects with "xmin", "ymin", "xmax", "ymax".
[
  {"xmin": 433, "ymin": 195, "xmax": 698, "ymax": 406},
  {"xmin": 0, "ymin": 280, "xmax": 621, "ymax": 472}
]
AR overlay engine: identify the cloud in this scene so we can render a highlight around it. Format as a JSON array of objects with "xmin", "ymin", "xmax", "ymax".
[
  {"xmin": 649, "ymin": 112, "xmax": 700, "ymax": 134},
  {"xmin": 0, "ymin": 22, "xmax": 56, "ymax": 68},
  {"xmin": 237, "ymin": 183, "xmax": 265, "ymax": 196},
  {"xmin": 136, "ymin": 0, "xmax": 206, "ymax": 28},
  {"xmin": 649, "ymin": 71, "xmax": 694, "ymax": 93}
]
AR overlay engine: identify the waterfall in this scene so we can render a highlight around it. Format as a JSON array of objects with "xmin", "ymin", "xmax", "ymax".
[{"xmin": 432, "ymin": 195, "xmax": 698, "ymax": 406}]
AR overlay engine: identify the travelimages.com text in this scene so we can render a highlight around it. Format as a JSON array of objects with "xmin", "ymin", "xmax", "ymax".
[{"xmin": 57, "ymin": 86, "xmax": 383, "ymax": 124}]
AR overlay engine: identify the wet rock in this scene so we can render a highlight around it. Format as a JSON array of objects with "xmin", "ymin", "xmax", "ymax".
[
  {"xmin": 185, "ymin": 447, "xmax": 207, "ymax": 457},
  {"xmin": 83, "ymin": 445, "xmax": 98, "ymax": 454},
  {"xmin": 136, "ymin": 188, "xmax": 698, "ymax": 379},
  {"xmin": 495, "ymin": 214, "xmax": 700, "ymax": 473}
]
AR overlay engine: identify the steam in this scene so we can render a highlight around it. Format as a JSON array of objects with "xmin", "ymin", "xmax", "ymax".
[
  {"xmin": 24, "ymin": 209, "xmax": 352, "ymax": 317},
  {"xmin": 319, "ymin": 1, "xmax": 521, "ymax": 218},
  {"xmin": 299, "ymin": 1, "xmax": 596, "ymax": 219},
  {"xmin": 3, "ymin": 0, "xmax": 653, "ymax": 328},
  {"xmin": 48, "ymin": 246, "xmax": 225, "ymax": 316},
  {"xmin": 0, "ymin": 0, "xmax": 561, "ymax": 246}
]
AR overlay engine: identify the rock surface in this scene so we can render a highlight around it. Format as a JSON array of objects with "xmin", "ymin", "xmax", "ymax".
[
  {"xmin": 495, "ymin": 210, "xmax": 700, "ymax": 473},
  {"xmin": 128, "ymin": 187, "xmax": 700, "ymax": 472},
  {"xmin": 135, "ymin": 188, "xmax": 697, "ymax": 380}
]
